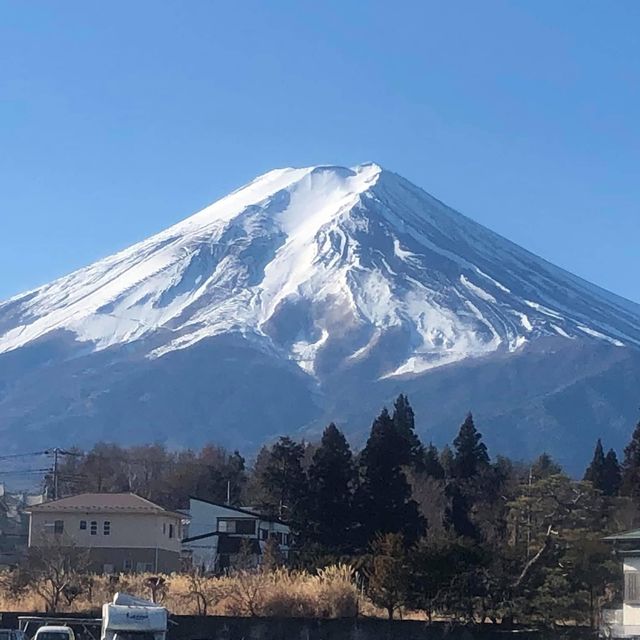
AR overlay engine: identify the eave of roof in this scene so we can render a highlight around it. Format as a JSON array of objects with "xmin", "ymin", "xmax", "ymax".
[
  {"xmin": 604, "ymin": 530, "xmax": 640, "ymax": 541},
  {"xmin": 189, "ymin": 496, "xmax": 287, "ymax": 525},
  {"xmin": 182, "ymin": 531, "xmax": 219, "ymax": 543}
]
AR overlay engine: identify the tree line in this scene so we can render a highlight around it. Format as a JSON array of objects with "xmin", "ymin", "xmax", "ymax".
[{"xmin": 51, "ymin": 397, "xmax": 640, "ymax": 625}]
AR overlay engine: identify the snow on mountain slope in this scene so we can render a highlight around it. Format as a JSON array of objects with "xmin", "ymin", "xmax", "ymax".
[{"xmin": 1, "ymin": 163, "xmax": 639, "ymax": 382}]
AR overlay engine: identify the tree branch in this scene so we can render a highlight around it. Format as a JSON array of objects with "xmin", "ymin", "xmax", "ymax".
[{"xmin": 512, "ymin": 524, "xmax": 558, "ymax": 590}]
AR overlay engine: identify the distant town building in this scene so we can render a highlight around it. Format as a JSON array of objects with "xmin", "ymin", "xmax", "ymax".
[
  {"xmin": 27, "ymin": 493, "xmax": 185, "ymax": 574},
  {"xmin": 183, "ymin": 497, "xmax": 291, "ymax": 573},
  {"xmin": 0, "ymin": 484, "xmax": 45, "ymax": 568},
  {"xmin": 602, "ymin": 529, "xmax": 640, "ymax": 637}
]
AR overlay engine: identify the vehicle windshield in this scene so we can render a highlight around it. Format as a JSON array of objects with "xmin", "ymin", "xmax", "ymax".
[
  {"xmin": 36, "ymin": 634, "xmax": 70, "ymax": 640},
  {"xmin": 113, "ymin": 633, "xmax": 156, "ymax": 640}
]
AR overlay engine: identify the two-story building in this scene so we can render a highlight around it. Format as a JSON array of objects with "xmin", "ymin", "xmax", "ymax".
[
  {"xmin": 183, "ymin": 497, "xmax": 291, "ymax": 573},
  {"xmin": 27, "ymin": 493, "xmax": 185, "ymax": 574}
]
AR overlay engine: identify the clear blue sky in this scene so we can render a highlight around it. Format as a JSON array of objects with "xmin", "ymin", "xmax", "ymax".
[{"xmin": 1, "ymin": 1, "xmax": 638, "ymax": 302}]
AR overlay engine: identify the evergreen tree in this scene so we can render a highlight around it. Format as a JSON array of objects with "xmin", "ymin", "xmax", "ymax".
[
  {"xmin": 602, "ymin": 449, "xmax": 622, "ymax": 497},
  {"xmin": 444, "ymin": 481, "xmax": 479, "ymax": 539},
  {"xmin": 530, "ymin": 452, "xmax": 562, "ymax": 481},
  {"xmin": 423, "ymin": 443, "xmax": 445, "ymax": 480},
  {"xmin": 622, "ymin": 420, "xmax": 640, "ymax": 498},
  {"xmin": 453, "ymin": 413, "xmax": 489, "ymax": 479},
  {"xmin": 194, "ymin": 446, "xmax": 246, "ymax": 505},
  {"xmin": 392, "ymin": 394, "xmax": 424, "ymax": 467},
  {"xmin": 255, "ymin": 437, "xmax": 307, "ymax": 522},
  {"xmin": 583, "ymin": 439, "xmax": 606, "ymax": 491},
  {"xmin": 439, "ymin": 445, "xmax": 455, "ymax": 479},
  {"xmin": 356, "ymin": 408, "xmax": 424, "ymax": 545},
  {"xmin": 304, "ymin": 423, "xmax": 357, "ymax": 551}
]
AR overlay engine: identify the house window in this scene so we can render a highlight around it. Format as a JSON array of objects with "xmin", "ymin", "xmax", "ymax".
[
  {"xmin": 54, "ymin": 520, "xmax": 64, "ymax": 534},
  {"xmin": 90, "ymin": 521, "xmax": 97, "ymax": 535},
  {"xmin": 626, "ymin": 572, "xmax": 640, "ymax": 603},
  {"xmin": 168, "ymin": 524, "xmax": 174, "ymax": 539},
  {"xmin": 282, "ymin": 533, "xmax": 290, "ymax": 546},
  {"xmin": 268, "ymin": 532, "xmax": 282, "ymax": 545},
  {"xmin": 235, "ymin": 520, "xmax": 256, "ymax": 535},
  {"xmin": 103, "ymin": 521, "xmax": 111, "ymax": 536},
  {"xmin": 259, "ymin": 528, "xmax": 268, "ymax": 541},
  {"xmin": 80, "ymin": 520, "xmax": 87, "ymax": 531},
  {"xmin": 218, "ymin": 518, "xmax": 256, "ymax": 535},
  {"xmin": 123, "ymin": 559, "xmax": 133, "ymax": 572}
]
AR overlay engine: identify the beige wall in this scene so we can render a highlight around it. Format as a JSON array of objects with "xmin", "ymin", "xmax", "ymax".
[
  {"xmin": 86, "ymin": 547, "xmax": 179, "ymax": 574},
  {"xmin": 29, "ymin": 511, "xmax": 182, "ymax": 553}
]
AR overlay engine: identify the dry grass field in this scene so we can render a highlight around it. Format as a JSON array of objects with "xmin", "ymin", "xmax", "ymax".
[{"xmin": 0, "ymin": 564, "xmax": 388, "ymax": 618}]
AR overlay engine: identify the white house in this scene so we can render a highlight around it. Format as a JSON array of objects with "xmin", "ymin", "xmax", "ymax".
[
  {"xmin": 602, "ymin": 529, "xmax": 640, "ymax": 637},
  {"xmin": 182, "ymin": 497, "xmax": 291, "ymax": 573}
]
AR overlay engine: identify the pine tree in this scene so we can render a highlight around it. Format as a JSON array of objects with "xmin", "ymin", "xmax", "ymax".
[
  {"xmin": 530, "ymin": 452, "xmax": 562, "ymax": 480},
  {"xmin": 356, "ymin": 408, "xmax": 424, "ymax": 545},
  {"xmin": 423, "ymin": 443, "xmax": 445, "ymax": 480},
  {"xmin": 256, "ymin": 437, "xmax": 307, "ymax": 522},
  {"xmin": 444, "ymin": 481, "xmax": 479, "ymax": 539},
  {"xmin": 584, "ymin": 439, "xmax": 606, "ymax": 491},
  {"xmin": 622, "ymin": 420, "xmax": 640, "ymax": 498},
  {"xmin": 392, "ymin": 394, "xmax": 424, "ymax": 467},
  {"xmin": 602, "ymin": 449, "xmax": 622, "ymax": 497},
  {"xmin": 453, "ymin": 413, "xmax": 489, "ymax": 479},
  {"xmin": 304, "ymin": 423, "xmax": 357, "ymax": 551}
]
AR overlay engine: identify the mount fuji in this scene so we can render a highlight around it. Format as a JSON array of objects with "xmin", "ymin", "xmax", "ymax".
[{"xmin": 1, "ymin": 163, "xmax": 639, "ymax": 471}]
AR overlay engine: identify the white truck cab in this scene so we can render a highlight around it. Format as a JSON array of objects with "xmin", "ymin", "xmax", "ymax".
[
  {"xmin": 33, "ymin": 627, "xmax": 75, "ymax": 640},
  {"xmin": 101, "ymin": 593, "xmax": 167, "ymax": 640}
]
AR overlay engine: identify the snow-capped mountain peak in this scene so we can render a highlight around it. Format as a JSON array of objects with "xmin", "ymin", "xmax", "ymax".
[{"xmin": 1, "ymin": 163, "xmax": 639, "ymax": 382}]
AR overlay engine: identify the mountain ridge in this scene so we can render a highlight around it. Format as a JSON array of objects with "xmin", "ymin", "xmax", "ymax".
[{"xmin": 0, "ymin": 163, "xmax": 638, "ymax": 470}]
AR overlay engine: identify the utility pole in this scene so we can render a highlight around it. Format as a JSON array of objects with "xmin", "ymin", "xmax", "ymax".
[
  {"xmin": 45, "ymin": 447, "xmax": 83, "ymax": 500},
  {"xmin": 53, "ymin": 447, "xmax": 60, "ymax": 500}
]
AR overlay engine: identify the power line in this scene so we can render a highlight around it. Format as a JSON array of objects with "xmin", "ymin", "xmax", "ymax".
[
  {"xmin": 0, "ymin": 468, "xmax": 51, "ymax": 475},
  {"xmin": 0, "ymin": 451, "xmax": 48, "ymax": 461}
]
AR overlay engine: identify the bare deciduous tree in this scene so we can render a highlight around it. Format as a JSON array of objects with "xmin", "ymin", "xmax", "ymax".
[
  {"xmin": 226, "ymin": 570, "xmax": 264, "ymax": 616},
  {"xmin": 364, "ymin": 533, "xmax": 409, "ymax": 620},
  {"xmin": 184, "ymin": 570, "xmax": 220, "ymax": 615},
  {"xmin": 20, "ymin": 534, "xmax": 89, "ymax": 612},
  {"xmin": 144, "ymin": 575, "xmax": 167, "ymax": 603}
]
